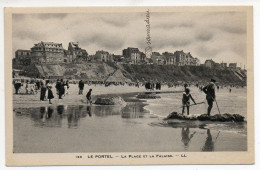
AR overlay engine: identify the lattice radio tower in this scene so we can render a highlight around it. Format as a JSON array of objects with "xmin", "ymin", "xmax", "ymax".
[{"xmin": 144, "ymin": 9, "xmax": 152, "ymax": 59}]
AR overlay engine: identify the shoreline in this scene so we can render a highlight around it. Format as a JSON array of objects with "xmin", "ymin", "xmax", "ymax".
[{"xmin": 12, "ymin": 84, "xmax": 184, "ymax": 109}]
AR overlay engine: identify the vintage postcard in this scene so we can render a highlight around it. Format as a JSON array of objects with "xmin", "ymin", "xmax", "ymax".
[{"xmin": 5, "ymin": 6, "xmax": 254, "ymax": 166}]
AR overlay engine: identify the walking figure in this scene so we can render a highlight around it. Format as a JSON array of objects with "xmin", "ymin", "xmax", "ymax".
[
  {"xmin": 78, "ymin": 80, "xmax": 84, "ymax": 95},
  {"xmin": 203, "ymin": 79, "xmax": 216, "ymax": 116},
  {"xmin": 47, "ymin": 85, "xmax": 54, "ymax": 104},
  {"xmin": 182, "ymin": 88, "xmax": 196, "ymax": 115},
  {"xmin": 86, "ymin": 89, "xmax": 92, "ymax": 104}
]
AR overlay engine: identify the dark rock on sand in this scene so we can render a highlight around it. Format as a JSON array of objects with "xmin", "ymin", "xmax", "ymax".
[
  {"xmin": 94, "ymin": 96, "xmax": 126, "ymax": 106},
  {"xmin": 136, "ymin": 93, "xmax": 161, "ymax": 99},
  {"xmin": 165, "ymin": 112, "xmax": 245, "ymax": 122},
  {"xmin": 165, "ymin": 112, "xmax": 197, "ymax": 121},
  {"xmin": 232, "ymin": 114, "xmax": 245, "ymax": 122}
]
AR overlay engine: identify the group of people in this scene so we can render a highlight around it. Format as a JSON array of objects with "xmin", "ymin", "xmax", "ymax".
[
  {"xmin": 14, "ymin": 76, "xmax": 227, "ymax": 116},
  {"xmin": 145, "ymin": 82, "xmax": 162, "ymax": 90},
  {"xmin": 182, "ymin": 78, "xmax": 216, "ymax": 116},
  {"xmin": 13, "ymin": 79, "xmax": 41, "ymax": 95},
  {"xmin": 55, "ymin": 79, "xmax": 69, "ymax": 99},
  {"xmin": 38, "ymin": 77, "xmax": 70, "ymax": 104}
]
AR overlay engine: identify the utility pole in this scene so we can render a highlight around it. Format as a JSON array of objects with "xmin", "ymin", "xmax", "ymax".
[
  {"xmin": 40, "ymin": 41, "xmax": 47, "ymax": 78},
  {"xmin": 144, "ymin": 9, "xmax": 152, "ymax": 59}
]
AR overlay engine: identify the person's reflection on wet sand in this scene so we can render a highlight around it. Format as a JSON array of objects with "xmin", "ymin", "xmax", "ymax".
[
  {"xmin": 57, "ymin": 105, "xmax": 64, "ymax": 116},
  {"xmin": 67, "ymin": 109, "xmax": 79, "ymax": 128},
  {"xmin": 87, "ymin": 106, "xmax": 92, "ymax": 117},
  {"xmin": 181, "ymin": 128, "xmax": 196, "ymax": 150},
  {"xmin": 46, "ymin": 107, "xmax": 53, "ymax": 119},
  {"xmin": 40, "ymin": 106, "xmax": 48, "ymax": 123},
  {"xmin": 67, "ymin": 112, "xmax": 73, "ymax": 128},
  {"xmin": 202, "ymin": 129, "xmax": 215, "ymax": 152},
  {"xmin": 40, "ymin": 107, "xmax": 46, "ymax": 119},
  {"xmin": 78, "ymin": 105, "xmax": 83, "ymax": 114}
]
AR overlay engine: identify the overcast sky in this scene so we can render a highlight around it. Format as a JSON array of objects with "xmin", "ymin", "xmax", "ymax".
[{"xmin": 12, "ymin": 11, "xmax": 247, "ymax": 66}]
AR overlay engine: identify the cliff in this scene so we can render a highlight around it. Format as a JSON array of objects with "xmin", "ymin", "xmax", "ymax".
[
  {"xmin": 120, "ymin": 64, "xmax": 246, "ymax": 84},
  {"xmin": 13, "ymin": 62, "xmax": 246, "ymax": 84}
]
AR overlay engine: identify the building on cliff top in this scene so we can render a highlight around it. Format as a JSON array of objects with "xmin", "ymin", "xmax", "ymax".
[
  {"xmin": 173, "ymin": 50, "xmax": 200, "ymax": 66},
  {"xmin": 15, "ymin": 49, "xmax": 31, "ymax": 65},
  {"xmin": 30, "ymin": 42, "xmax": 65, "ymax": 64},
  {"xmin": 122, "ymin": 47, "xmax": 146, "ymax": 64},
  {"xmin": 94, "ymin": 50, "xmax": 114, "ymax": 62},
  {"xmin": 68, "ymin": 42, "xmax": 88, "ymax": 62},
  {"xmin": 15, "ymin": 41, "xmax": 89, "ymax": 65},
  {"xmin": 229, "ymin": 63, "xmax": 237, "ymax": 68}
]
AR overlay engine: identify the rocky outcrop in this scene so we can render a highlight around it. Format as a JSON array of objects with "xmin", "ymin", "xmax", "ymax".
[
  {"xmin": 165, "ymin": 112, "xmax": 245, "ymax": 122},
  {"xmin": 94, "ymin": 96, "xmax": 126, "ymax": 106},
  {"xmin": 136, "ymin": 93, "xmax": 161, "ymax": 99}
]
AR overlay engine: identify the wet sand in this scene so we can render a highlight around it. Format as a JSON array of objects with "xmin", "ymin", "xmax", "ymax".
[
  {"xmin": 13, "ymin": 84, "xmax": 183, "ymax": 108},
  {"xmin": 13, "ymin": 84, "xmax": 247, "ymax": 153}
]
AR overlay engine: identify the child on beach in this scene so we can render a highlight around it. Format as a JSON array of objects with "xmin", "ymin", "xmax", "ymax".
[
  {"xmin": 25, "ymin": 81, "xmax": 30, "ymax": 94},
  {"xmin": 182, "ymin": 88, "xmax": 196, "ymax": 115},
  {"xmin": 47, "ymin": 85, "xmax": 54, "ymax": 104},
  {"xmin": 86, "ymin": 89, "xmax": 92, "ymax": 104}
]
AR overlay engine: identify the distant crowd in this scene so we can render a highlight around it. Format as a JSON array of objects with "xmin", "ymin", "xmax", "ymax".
[{"xmin": 13, "ymin": 77, "xmax": 245, "ymax": 105}]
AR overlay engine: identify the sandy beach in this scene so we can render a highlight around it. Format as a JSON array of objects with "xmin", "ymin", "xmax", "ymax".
[{"xmin": 13, "ymin": 83, "xmax": 183, "ymax": 108}]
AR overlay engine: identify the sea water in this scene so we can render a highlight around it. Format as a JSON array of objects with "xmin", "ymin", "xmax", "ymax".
[{"xmin": 13, "ymin": 87, "xmax": 247, "ymax": 153}]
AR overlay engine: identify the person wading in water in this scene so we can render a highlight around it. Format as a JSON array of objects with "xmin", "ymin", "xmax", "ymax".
[
  {"xmin": 203, "ymin": 79, "xmax": 216, "ymax": 116},
  {"xmin": 182, "ymin": 88, "xmax": 196, "ymax": 115},
  {"xmin": 86, "ymin": 89, "xmax": 92, "ymax": 104}
]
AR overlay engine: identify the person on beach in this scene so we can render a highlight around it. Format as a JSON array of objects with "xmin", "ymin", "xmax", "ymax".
[
  {"xmin": 55, "ymin": 79, "xmax": 60, "ymax": 95},
  {"xmin": 182, "ymin": 88, "xmax": 196, "ymax": 115},
  {"xmin": 203, "ymin": 79, "xmax": 216, "ymax": 116},
  {"xmin": 25, "ymin": 81, "xmax": 30, "ymax": 94},
  {"xmin": 40, "ymin": 77, "xmax": 47, "ymax": 101},
  {"xmin": 14, "ymin": 80, "xmax": 22, "ymax": 94},
  {"xmin": 36, "ymin": 80, "xmax": 40, "ymax": 91},
  {"xmin": 86, "ymin": 89, "xmax": 92, "ymax": 104},
  {"xmin": 78, "ymin": 80, "xmax": 84, "ymax": 95},
  {"xmin": 47, "ymin": 85, "xmax": 54, "ymax": 104},
  {"xmin": 64, "ymin": 80, "xmax": 70, "ymax": 95},
  {"xmin": 56, "ymin": 79, "xmax": 65, "ymax": 99},
  {"xmin": 60, "ymin": 79, "xmax": 65, "ymax": 97},
  {"xmin": 31, "ymin": 81, "xmax": 36, "ymax": 94}
]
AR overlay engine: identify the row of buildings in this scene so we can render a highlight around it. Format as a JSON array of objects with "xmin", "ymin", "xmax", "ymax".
[
  {"xmin": 150, "ymin": 51, "xmax": 200, "ymax": 66},
  {"xmin": 14, "ymin": 41, "xmax": 201, "ymax": 66},
  {"xmin": 14, "ymin": 41, "xmax": 239, "ymax": 69},
  {"xmin": 15, "ymin": 42, "xmax": 88, "ymax": 65},
  {"xmin": 204, "ymin": 59, "xmax": 239, "ymax": 69}
]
